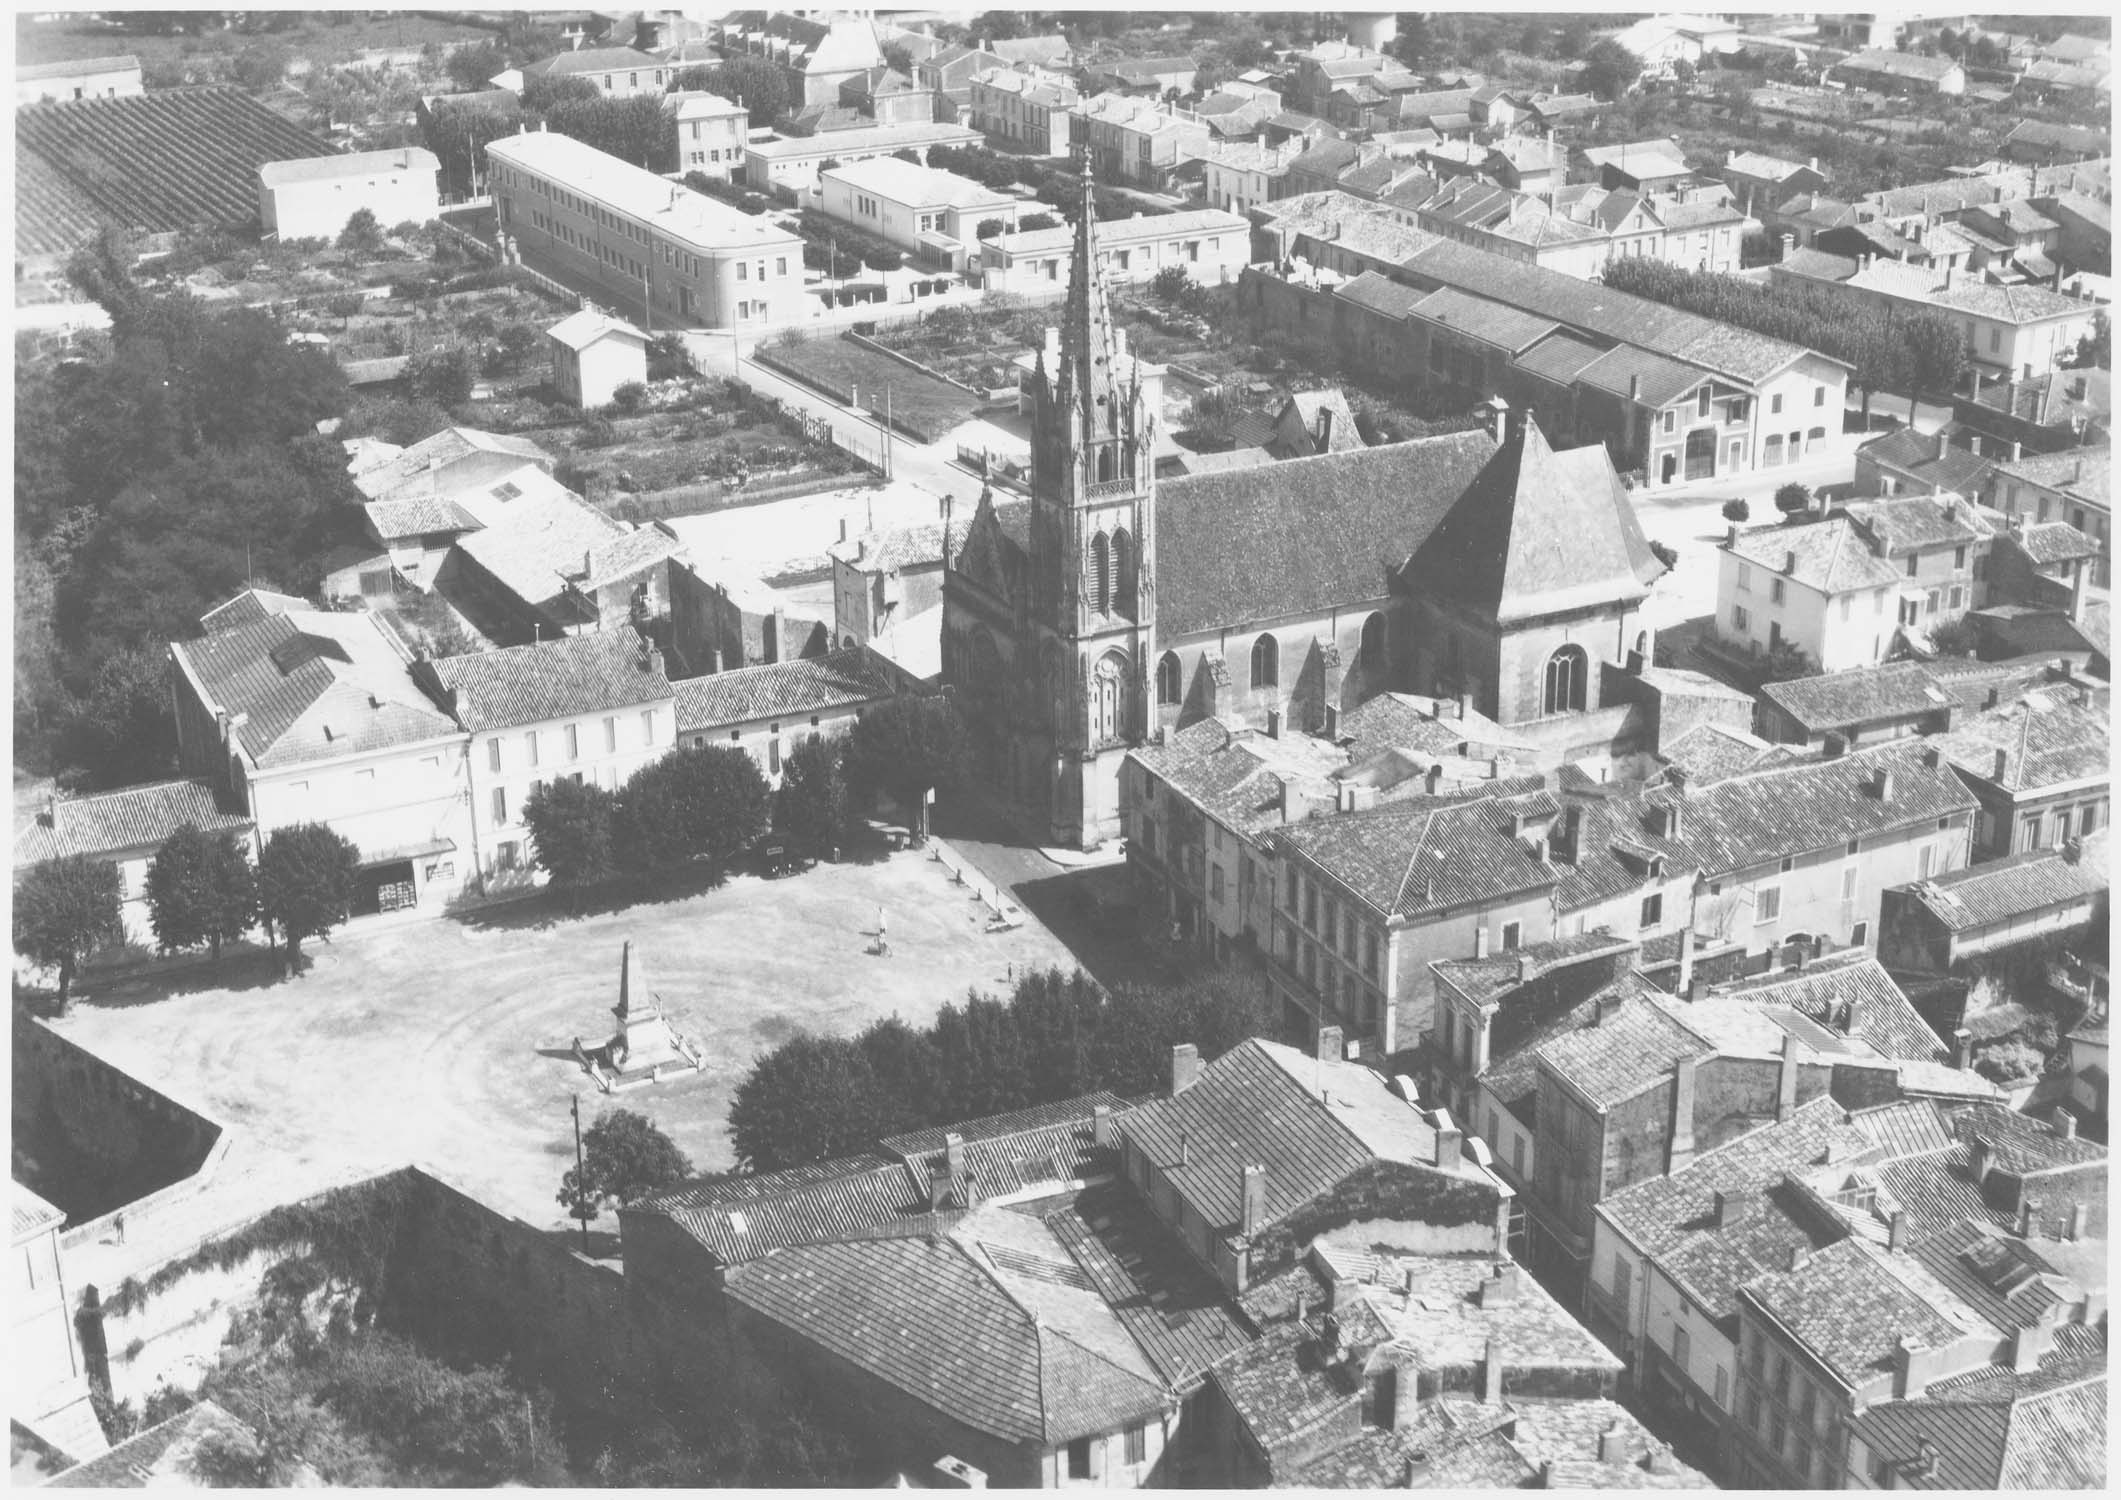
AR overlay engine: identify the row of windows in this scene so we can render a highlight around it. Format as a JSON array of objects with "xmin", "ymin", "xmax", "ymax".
[{"xmin": 486, "ymin": 714, "xmax": 655, "ymax": 775}]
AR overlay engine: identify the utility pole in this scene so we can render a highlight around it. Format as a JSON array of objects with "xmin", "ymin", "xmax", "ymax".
[
  {"xmin": 570, "ymin": 1093, "xmax": 590, "ymax": 1255},
  {"xmin": 885, "ymin": 383, "xmax": 894, "ymax": 480}
]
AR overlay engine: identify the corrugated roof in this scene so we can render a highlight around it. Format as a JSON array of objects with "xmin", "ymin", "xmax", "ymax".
[{"xmin": 431, "ymin": 628, "xmax": 671, "ymax": 733}]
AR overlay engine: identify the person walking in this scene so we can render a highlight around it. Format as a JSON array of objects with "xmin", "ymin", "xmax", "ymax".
[{"xmin": 876, "ymin": 905, "xmax": 889, "ymax": 956}]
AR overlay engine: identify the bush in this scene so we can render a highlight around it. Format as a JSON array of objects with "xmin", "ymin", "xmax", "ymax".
[
  {"xmin": 1774, "ymin": 482, "xmax": 1814, "ymax": 517},
  {"xmin": 1721, "ymin": 497, "xmax": 1751, "ymax": 523},
  {"xmin": 577, "ymin": 414, "xmax": 620, "ymax": 448},
  {"xmin": 1973, "ymin": 1038, "xmax": 2044, "ymax": 1088},
  {"xmin": 1649, "ymin": 539, "xmax": 1679, "ymax": 571},
  {"xmin": 611, "ymin": 381, "xmax": 646, "ymax": 414}
]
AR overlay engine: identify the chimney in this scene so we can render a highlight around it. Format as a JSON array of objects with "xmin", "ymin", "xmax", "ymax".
[
  {"xmin": 1515, "ymin": 952, "xmax": 1532, "ymax": 985},
  {"xmin": 1179, "ymin": 1132, "xmax": 1190, "ymax": 1167},
  {"xmin": 1478, "ymin": 1260, "xmax": 1519, "ymax": 1307},
  {"xmin": 1994, "ymin": 747, "xmax": 2010, "ymax": 781},
  {"xmin": 1432, "ymin": 1109, "xmax": 1462, "ymax": 1167},
  {"xmin": 1597, "ymin": 1421, "xmax": 1628, "ymax": 1466},
  {"xmin": 1474, "ymin": 924, "xmax": 1491, "ymax": 959},
  {"xmin": 943, "ymin": 1131, "xmax": 965, "ymax": 1184},
  {"xmin": 1676, "ymin": 926, "xmax": 1696, "ymax": 999},
  {"xmin": 1667, "ymin": 1055, "xmax": 1698, "ymax": 1174},
  {"xmin": 1776, "ymin": 1031, "xmax": 1800, "ymax": 1122},
  {"xmin": 1913, "ymin": 1438, "xmax": 1941, "ymax": 1481},
  {"xmin": 1726, "ymin": 523, "xmax": 1740, "ymax": 547},
  {"xmin": 1267, "ymin": 706, "xmax": 1282, "ymax": 739},
  {"xmin": 1480, "ymin": 1337, "xmax": 1503, "ymax": 1404},
  {"xmin": 1316, "ymin": 406, "xmax": 1334, "ymax": 449},
  {"xmin": 2011, "ymin": 439, "xmax": 2023, "ymax": 462},
  {"xmin": 1788, "ymin": 1244, "xmax": 1809, "ymax": 1273},
  {"xmin": 2051, "ymin": 1107, "xmax": 2077, "ymax": 1139},
  {"xmin": 1317, "ymin": 1025, "xmax": 1343, "ymax": 1062},
  {"xmin": 1873, "ymin": 769, "xmax": 1895, "ymax": 801},
  {"xmin": 1629, "ymin": 373, "xmax": 1641, "ymax": 403},
  {"xmin": 1784, "ymin": 548, "xmax": 1799, "ymax": 575},
  {"xmin": 1822, "ymin": 731, "xmax": 1848, "ymax": 760},
  {"xmin": 1967, "ymin": 1135, "xmax": 1994, "ymax": 1188},
  {"xmin": 1324, "ymin": 704, "xmax": 1340, "ymax": 740},
  {"xmin": 1170, "ymin": 1043, "xmax": 1201, "ymax": 1095},
  {"xmin": 1240, "ymin": 1164, "xmax": 1269, "ymax": 1237},
  {"xmin": 1456, "ymin": 691, "xmax": 1469, "ymax": 721},
  {"xmin": 2066, "ymin": 1200, "xmax": 2086, "ymax": 1241},
  {"xmin": 2012, "ymin": 1320, "xmax": 2052, "ymax": 1374},
  {"xmin": 1888, "ymin": 1210, "xmax": 1907, "ymax": 1252},
  {"xmin": 1952, "ymin": 1027, "xmax": 1973, "ymax": 1068},
  {"xmin": 1780, "ymin": 231, "xmax": 1794, "ymax": 258},
  {"xmin": 1092, "ymin": 1104, "xmax": 1115, "ymax": 1147},
  {"xmin": 839, "ymin": 516, "xmax": 849, "ymax": 544}
]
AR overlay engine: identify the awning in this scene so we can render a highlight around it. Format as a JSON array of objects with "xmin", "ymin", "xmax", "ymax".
[{"xmin": 358, "ymin": 838, "xmax": 457, "ymax": 869}]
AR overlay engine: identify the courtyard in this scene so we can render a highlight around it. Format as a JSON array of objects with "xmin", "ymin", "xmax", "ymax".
[{"xmin": 49, "ymin": 845, "xmax": 1079, "ymax": 1260}]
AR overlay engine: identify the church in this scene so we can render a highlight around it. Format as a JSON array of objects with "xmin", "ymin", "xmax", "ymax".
[{"xmin": 942, "ymin": 157, "xmax": 1668, "ymax": 849}]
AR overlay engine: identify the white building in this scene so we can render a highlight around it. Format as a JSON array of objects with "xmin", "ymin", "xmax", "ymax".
[
  {"xmin": 16, "ymin": 54, "xmax": 142, "ymax": 104},
  {"xmin": 667, "ymin": 90, "xmax": 748, "ymax": 177},
  {"xmin": 1715, "ymin": 518, "xmax": 1905, "ymax": 673},
  {"xmin": 423, "ymin": 630, "xmax": 676, "ymax": 889},
  {"xmin": 257, "ymin": 147, "xmax": 441, "ymax": 243},
  {"xmin": 742, "ymin": 121, "xmax": 984, "ymax": 194},
  {"xmin": 488, "ymin": 129, "xmax": 808, "ymax": 333},
  {"xmin": 520, "ymin": 45, "xmax": 670, "ymax": 99},
  {"xmin": 978, "ymin": 208, "xmax": 1251, "ymax": 295},
  {"xmin": 548, "ymin": 309, "xmax": 649, "ymax": 409},
  {"xmin": 672, "ymin": 647, "xmax": 908, "ymax": 786},
  {"xmin": 816, "ymin": 156, "xmax": 1024, "ymax": 272}
]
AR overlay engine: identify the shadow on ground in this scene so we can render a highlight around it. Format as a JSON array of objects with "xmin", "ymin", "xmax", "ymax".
[
  {"xmin": 73, "ymin": 946, "xmax": 297, "ymax": 1010},
  {"xmin": 1009, "ymin": 865, "xmax": 1190, "ymax": 993}
]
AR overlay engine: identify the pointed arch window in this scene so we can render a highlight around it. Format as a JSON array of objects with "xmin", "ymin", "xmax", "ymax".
[
  {"xmin": 1251, "ymin": 633, "xmax": 1279, "ymax": 691},
  {"xmin": 1090, "ymin": 531, "xmax": 1111, "ymax": 614},
  {"xmin": 1112, "ymin": 527, "xmax": 1135, "ymax": 618},
  {"xmin": 1097, "ymin": 446, "xmax": 1116, "ymax": 483},
  {"xmin": 1156, "ymin": 651, "xmax": 1182, "ymax": 706},
  {"xmin": 1093, "ymin": 651, "xmax": 1129, "ymax": 743},
  {"xmin": 1543, "ymin": 645, "xmax": 1587, "ymax": 716},
  {"xmin": 1359, "ymin": 611, "xmax": 1386, "ymax": 667}
]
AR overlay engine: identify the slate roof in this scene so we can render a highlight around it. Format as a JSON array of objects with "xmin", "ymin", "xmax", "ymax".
[
  {"xmin": 1405, "ymin": 419, "xmax": 1661, "ymax": 624},
  {"xmin": 1931, "ymin": 696, "xmax": 2110, "ymax": 791},
  {"xmin": 1115, "ymin": 1039, "xmax": 1449, "ymax": 1246},
  {"xmin": 16, "ymin": 779, "xmax": 251, "ymax": 865},
  {"xmin": 430, "ymin": 628, "xmax": 672, "ymax": 733},
  {"xmin": 171, "ymin": 608, "xmax": 459, "ymax": 769},
  {"xmin": 1742, "ymin": 1237, "xmax": 1991, "ymax": 1389},
  {"xmin": 721, "ymin": 1215, "xmax": 1168, "ymax": 1446},
  {"xmin": 1401, "ymin": 238, "xmax": 1827, "ymax": 384},
  {"xmin": 671, "ymin": 648, "xmax": 900, "ymax": 734},
  {"xmin": 1844, "ymin": 1353, "xmax": 2106, "ymax": 1489},
  {"xmin": 1514, "ymin": 331, "xmax": 1606, "ymax": 385},
  {"xmin": 1153, "ymin": 428, "xmax": 1495, "ymax": 636},
  {"xmin": 1333, "ymin": 268, "xmax": 1428, "ymax": 319},
  {"xmin": 1725, "ymin": 517, "xmax": 1903, "ymax": 593},
  {"xmin": 1900, "ymin": 833, "xmax": 2109, "ymax": 931}
]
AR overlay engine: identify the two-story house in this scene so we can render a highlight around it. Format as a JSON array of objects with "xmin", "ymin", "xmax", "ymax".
[
  {"xmin": 169, "ymin": 593, "xmax": 474, "ymax": 914},
  {"xmin": 1716, "ymin": 518, "xmax": 1904, "ymax": 672},
  {"xmin": 673, "ymin": 647, "xmax": 906, "ymax": 788},
  {"xmin": 520, "ymin": 46, "xmax": 669, "ymax": 99},
  {"xmin": 1930, "ymin": 686, "xmax": 2110, "ymax": 858},
  {"xmin": 15, "ymin": 780, "xmax": 255, "ymax": 949},
  {"xmin": 420, "ymin": 629, "xmax": 675, "ymax": 889},
  {"xmin": 967, "ymin": 66, "xmax": 1078, "ymax": 154},
  {"xmin": 1984, "ymin": 446, "xmax": 2111, "ymax": 586},
  {"xmin": 665, "ymin": 89, "xmax": 747, "ymax": 177}
]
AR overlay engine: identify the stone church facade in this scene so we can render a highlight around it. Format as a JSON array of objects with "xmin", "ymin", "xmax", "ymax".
[{"xmin": 942, "ymin": 158, "xmax": 1669, "ymax": 849}]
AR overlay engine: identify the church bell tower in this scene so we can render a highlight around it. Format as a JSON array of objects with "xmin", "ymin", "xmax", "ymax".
[{"xmin": 1020, "ymin": 126, "xmax": 1158, "ymax": 845}]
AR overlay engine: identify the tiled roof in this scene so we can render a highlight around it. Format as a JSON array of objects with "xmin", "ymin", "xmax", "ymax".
[
  {"xmin": 1844, "ymin": 1354, "xmax": 2105, "ymax": 1489},
  {"xmin": 1931, "ymin": 696, "xmax": 2110, "ymax": 791},
  {"xmin": 1989, "ymin": 446, "xmax": 2109, "ymax": 502},
  {"xmin": 1760, "ymin": 660, "xmax": 1954, "ymax": 732},
  {"xmin": 1408, "ymin": 286, "xmax": 1559, "ymax": 353},
  {"xmin": 1848, "ymin": 1098, "xmax": 1957, "ymax": 1160},
  {"xmin": 171, "ymin": 608, "xmax": 459, "ymax": 769},
  {"xmin": 526, "ymin": 45, "xmax": 662, "ymax": 76},
  {"xmin": 1576, "ymin": 344, "xmax": 1710, "ymax": 408},
  {"xmin": 1636, "ymin": 739, "xmax": 1981, "ymax": 876},
  {"xmin": 1659, "ymin": 722, "xmax": 1784, "ymax": 783},
  {"xmin": 878, "ymin": 1093, "xmax": 1124, "ymax": 1202},
  {"xmin": 46, "ymin": 1401, "xmax": 255, "ymax": 1489},
  {"xmin": 1334, "ymin": 268, "xmax": 1428, "ymax": 318},
  {"xmin": 198, "ymin": 587, "xmax": 309, "ymax": 633},
  {"xmin": 546, "ymin": 308, "xmax": 645, "ymax": 352},
  {"xmin": 1838, "ymin": 48, "xmax": 1962, "ymax": 81},
  {"xmin": 431, "ymin": 628, "xmax": 672, "ymax": 734},
  {"xmin": 1433, "ymin": 931, "xmax": 1639, "ymax": 1009},
  {"xmin": 1742, "ymin": 1237, "xmax": 1989, "ymax": 1389},
  {"xmin": 722, "ymin": 1216, "xmax": 1167, "ymax": 1445},
  {"xmin": 1272, "ymin": 789, "xmax": 1558, "ymax": 921},
  {"xmin": 1115, "ymin": 1040, "xmax": 1445, "ymax": 1244},
  {"xmin": 1857, "ymin": 428, "xmax": 1997, "ymax": 496},
  {"xmin": 635, "ymin": 1155, "xmax": 920, "ymax": 1264},
  {"xmin": 1901, "ymin": 834, "xmax": 2107, "ymax": 932},
  {"xmin": 1406, "ymin": 421, "xmax": 1661, "ymax": 625},
  {"xmin": 671, "ymin": 647, "xmax": 900, "ymax": 734},
  {"xmin": 1701, "ymin": 952, "xmax": 1946, "ymax": 1063},
  {"xmin": 1129, "ymin": 721, "xmax": 1347, "ymax": 842},
  {"xmin": 1725, "ymin": 517, "xmax": 1904, "ymax": 593},
  {"xmin": 1515, "ymin": 331, "xmax": 1606, "ymax": 384},
  {"xmin": 13, "ymin": 1180, "xmax": 65, "ymax": 1240},
  {"xmin": 17, "ymin": 779, "xmax": 251, "ymax": 865},
  {"xmin": 1906, "ymin": 1217, "xmax": 2074, "ymax": 1334},
  {"xmin": 349, "ymin": 426, "xmax": 551, "ymax": 502},
  {"xmin": 1534, "ymin": 993, "xmax": 1712, "ymax": 1107},
  {"xmin": 364, "ymin": 494, "xmax": 485, "ymax": 542},
  {"xmin": 1583, "ymin": 140, "xmax": 1690, "ymax": 179},
  {"xmin": 1841, "ymin": 494, "xmax": 1997, "ymax": 555},
  {"xmin": 2007, "ymin": 520, "xmax": 2104, "ymax": 566},
  {"xmin": 1725, "ymin": 150, "xmax": 1814, "ymax": 182},
  {"xmin": 582, "ymin": 525, "xmax": 684, "ymax": 592},
  {"xmin": 452, "ymin": 483, "xmax": 625, "ymax": 618},
  {"xmin": 1931, "ymin": 278, "xmax": 2096, "ymax": 324},
  {"xmin": 1154, "ymin": 428, "xmax": 1495, "ymax": 637}
]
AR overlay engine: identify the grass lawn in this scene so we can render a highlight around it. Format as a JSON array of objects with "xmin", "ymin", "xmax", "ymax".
[
  {"xmin": 757, "ymin": 334, "xmax": 981, "ymax": 443},
  {"xmin": 51, "ymin": 848, "xmax": 1079, "ymax": 1238}
]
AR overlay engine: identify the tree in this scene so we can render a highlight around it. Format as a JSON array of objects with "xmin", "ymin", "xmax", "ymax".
[
  {"xmin": 883, "ymin": 42, "xmax": 915, "ymax": 73},
  {"xmin": 1928, "ymin": 616, "xmax": 1980, "ymax": 656},
  {"xmin": 840, "ymin": 695, "xmax": 972, "ymax": 838},
  {"xmin": 1018, "ymin": 212, "xmax": 1062, "ymax": 232},
  {"xmin": 1557, "ymin": 18, "xmax": 1595, "ymax": 59},
  {"xmin": 1722, "ymin": 497, "xmax": 1751, "ymax": 523},
  {"xmin": 558, "ymin": 1108, "xmax": 693, "ymax": 1223},
  {"xmin": 685, "ymin": 57, "xmax": 790, "ymax": 127},
  {"xmin": 542, "ymin": 94, "xmax": 668, "ymax": 170},
  {"xmin": 1184, "ymin": 386, "xmax": 1237, "ymax": 444},
  {"xmin": 1151, "ymin": 265, "xmax": 1196, "ymax": 304},
  {"xmin": 520, "ymin": 778, "xmax": 619, "ymax": 895},
  {"xmin": 146, "ymin": 826, "xmax": 257, "ymax": 960},
  {"xmin": 336, "ymin": 207, "xmax": 384, "ymax": 254},
  {"xmin": 256, "ymin": 823, "xmax": 359, "ymax": 975},
  {"xmin": 1389, "ymin": 13, "xmax": 1435, "ymax": 71},
  {"xmin": 445, "ymin": 38, "xmax": 509, "ymax": 92},
  {"xmin": 1973, "ymin": 1038, "xmax": 2044, "ymax": 1088},
  {"xmin": 728, "ymin": 1032, "xmax": 899, "ymax": 1171},
  {"xmin": 59, "ymin": 646, "xmax": 179, "ymax": 790},
  {"xmin": 975, "ymin": 217, "xmax": 1006, "ymax": 242},
  {"xmin": 1774, "ymin": 481, "xmax": 1814, "ymax": 517},
  {"xmin": 1582, "ymin": 39, "xmax": 1645, "ymax": 101},
  {"xmin": 647, "ymin": 332, "xmax": 693, "ymax": 381},
  {"xmin": 2064, "ymin": 312, "xmax": 2110, "ymax": 370},
  {"xmin": 617, "ymin": 744, "xmax": 772, "ymax": 871},
  {"xmin": 1671, "ymin": 58, "xmax": 1699, "ymax": 90},
  {"xmin": 14, "ymin": 855, "xmax": 122, "ymax": 1013},
  {"xmin": 1762, "ymin": 641, "xmax": 1820, "ymax": 682},
  {"xmin": 520, "ymin": 73, "xmax": 600, "ymax": 113},
  {"xmin": 406, "ymin": 345, "xmax": 477, "ymax": 410},
  {"xmin": 1648, "ymin": 539, "xmax": 1679, "ymax": 572},
  {"xmin": 1900, "ymin": 310, "xmax": 1969, "ymax": 394},
  {"xmin": 773, "ymin": 736, "xmax": 850, "ymax": 857},
  {"xmin": 231, "ymin": 38, "xmax": 290, "ymax": 90}
]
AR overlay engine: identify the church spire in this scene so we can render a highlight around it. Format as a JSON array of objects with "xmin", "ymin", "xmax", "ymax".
[{"xmin": 1055, "ymin": 130, "xmax": 1124, "ymax": 464}]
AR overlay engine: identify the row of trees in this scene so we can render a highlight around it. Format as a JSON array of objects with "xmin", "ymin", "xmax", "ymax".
[
  {"xmin": 14, "ymin": 823, "xmax": 361, "ymax": 1010},
  {"xmin": 1599, "ymin": 257, "xmax": 1970, "ymax": 408},
  {"xmin": 728, "ymin": 966, "xmax": 1280, "ymax": 1171}
]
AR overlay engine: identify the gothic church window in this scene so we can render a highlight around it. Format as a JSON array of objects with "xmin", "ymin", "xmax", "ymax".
[
  {"xmin": 1157, "ymin": 651, "xmax": 1182, "ymax": 706},
  {"xmin": 1251, "ymin": 633, "xmax": 1279, "ymax": 691},
  {"xmin": 1543, "ymin": 644, "xmax": 1587, "ymax": 716},
  {"xmin": 1113, "ymin": 528, "xmax": 1135, "ymax": 618},
  {"xmin": 1090, "ymin": 532, "xmax": 1111, "ymax": 614}
]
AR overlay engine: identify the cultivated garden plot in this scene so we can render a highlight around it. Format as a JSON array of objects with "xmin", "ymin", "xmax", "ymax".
[{"xmin": 754, "ymin": 331, "xmax": 986, "ymax": 444}]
